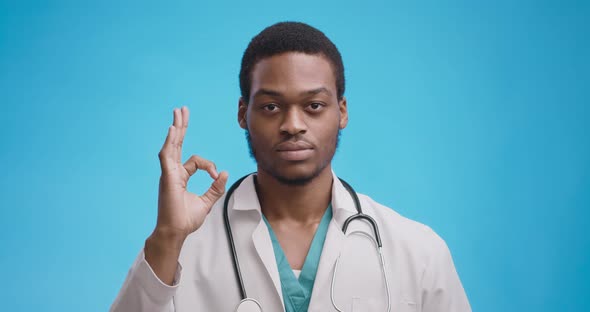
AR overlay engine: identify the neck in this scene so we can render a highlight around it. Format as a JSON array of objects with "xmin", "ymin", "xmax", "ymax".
[{"xmin": 256, "ymin": 166, "xmax": 333, "ymax": 223}]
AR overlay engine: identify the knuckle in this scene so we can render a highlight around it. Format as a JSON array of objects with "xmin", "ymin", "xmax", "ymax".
[
  {"xmin": 210, "ymin": 187, "xmax": 221, "ymax": 197},
  {"xmin": 185, "ymin": 155, "xmax": 216, "ymax": 172},
  {"xmin": 193, "ymin": 155, "xmax": 206, "ymax": 163}
]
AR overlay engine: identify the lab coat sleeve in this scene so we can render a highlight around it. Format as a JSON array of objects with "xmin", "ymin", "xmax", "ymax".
[
  {"xmin": 110, "ymin": 249, "xmax": 182, "ymax": 312},
  {"xmin": 420, "ymin": 230, "xmax": 472, "ymax": 312}
]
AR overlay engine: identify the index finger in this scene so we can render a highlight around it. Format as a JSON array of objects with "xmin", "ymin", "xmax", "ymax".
[
  {"xmin": 183, "ymin": 155, "xmax": 219, "ymax": 179},
  {"xmin": 182, "ymin": 106, "xmax": 190, "ymax": 128}
]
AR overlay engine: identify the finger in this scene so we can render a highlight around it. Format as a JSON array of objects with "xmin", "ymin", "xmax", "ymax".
[
  {"xmin": 180, "ymin": 106, "xmax": 189, "ymax": 147},
  {"xmin": 172, "ymin": 108, "xmax": 183, "ymax": 162},
  {"xmin": 178, "ymin": 106, "xmax": 189, "ymax": 150},
  {"xmin": 201, "ymin": 171, "xmax": 229, "ymax": 210},
  {"xmin": 158, "ymin": 126, "xmax": 176, "ymax": 171},
  {"xmin": 160, "ymin": 125, "xmax": 175, "ymax": 150},
  {"xmin": 173, "ymin": 108, "xmax": 182, "ymax": 129},
  {"xmin": 182, "ymin": 106, "xmax": 190, "ymax": 128},
  {"xmin": 182, "ymin": 155, "xmax": 219, "ymax": 178}
]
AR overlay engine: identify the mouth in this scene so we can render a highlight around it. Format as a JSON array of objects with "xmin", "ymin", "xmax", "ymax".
[
  {"xmin": 276, "ymin": 141, "xmax": 314, "ymax": 161},
  {"xmin": 276, "ymin": 149, "xmax": 314, "ymax": 161}
]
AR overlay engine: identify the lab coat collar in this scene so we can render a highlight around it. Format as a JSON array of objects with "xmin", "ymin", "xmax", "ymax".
[
  {"xmin": 230, "ymin": 171, "xmax": 359, "ymax": 237},
  {"xmin": 231, "ymin": 174, "xmax": 260, "ymax": 211},
  {"xmin": 329, "ymin": 171, "xmax": 359, "ymax": 225}
]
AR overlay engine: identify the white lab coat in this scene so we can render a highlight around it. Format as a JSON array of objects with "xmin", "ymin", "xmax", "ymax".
[{"xmin": 110, "ymin": 172, "xmax": 471, "ymax": 312}]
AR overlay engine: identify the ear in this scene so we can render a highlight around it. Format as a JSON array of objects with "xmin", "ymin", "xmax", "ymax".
[
  {"xmin": 238, "ymin": 97, "xmax": 248, "ymax": 129},
  {"xmin": 338, "ymin": 96, "xmax": 348, "ymax": 129}
]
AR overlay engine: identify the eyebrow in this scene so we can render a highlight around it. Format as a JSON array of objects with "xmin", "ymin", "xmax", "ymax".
[
  {"xmin": 304, "ymin": 87, "xmax": 332, "ymax": 97},
  {"xmin": 252, "ymin": 87, "xmax": 333, "ymax": 98}
]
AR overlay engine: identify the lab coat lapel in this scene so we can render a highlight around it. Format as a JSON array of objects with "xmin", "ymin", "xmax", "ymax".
[
  {"xmin": 308, "ymin": 173, "xmax": 358, "ymax": 309},
  {"xmin": 252, "ymin": 220, "xmax": 284, "ymax": 306},
  {"xmin": 232, "ymin": 174, "xmax": 284, "ymax": 308},
  {"xmin": 308, "ymin": 219, "xmax": 346, "ymax": 309}
]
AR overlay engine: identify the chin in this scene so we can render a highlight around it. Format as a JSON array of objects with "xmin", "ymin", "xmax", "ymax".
[
  {"xmin": 273, "ymin": 172, "xmax": 317, "ymax": 186},
  {"xmin": 265, "ymin": 162, "xmax": 328, "ymax": 186}
]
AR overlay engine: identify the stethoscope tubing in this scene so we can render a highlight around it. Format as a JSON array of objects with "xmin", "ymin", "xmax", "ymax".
[
  {"xmin": 223, "ymin": 173, "xmax": 382, "ymax": 304},
  {"xmin": 338, "ymin": 178, "xmax": 383, "ymax": 248},
  {"xmin": 223, "ymin": 174, "xmax": 251, "ymax": 300}
]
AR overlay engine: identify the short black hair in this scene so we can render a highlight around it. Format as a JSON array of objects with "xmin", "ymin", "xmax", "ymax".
[{"xmin": 239, "ymin": 21, "xmax": 345, "ymax": 102}]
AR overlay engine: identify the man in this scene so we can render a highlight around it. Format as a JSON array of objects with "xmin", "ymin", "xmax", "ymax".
[{"xmin": 111, "ymin": 22, "xmax": 471, "ymax": 312}]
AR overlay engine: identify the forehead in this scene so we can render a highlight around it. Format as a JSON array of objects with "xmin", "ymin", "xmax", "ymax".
[{"xmin": 250, "ymin": 52, "xmax": 336, "ymax": 97}]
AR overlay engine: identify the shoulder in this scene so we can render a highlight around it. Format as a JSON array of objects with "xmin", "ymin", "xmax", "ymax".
[
  {"xmin": 357, "ymin": 193, "xmax": 452, "ymax": 263},
  {"xmin": 357, "ymin": 194, "xmax": 471, "ymax": 308}
]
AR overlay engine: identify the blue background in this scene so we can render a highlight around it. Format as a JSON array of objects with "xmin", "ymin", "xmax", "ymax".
[{"xmin": 0, "ymin": 1, "xmax": 588, "ymax": 311}]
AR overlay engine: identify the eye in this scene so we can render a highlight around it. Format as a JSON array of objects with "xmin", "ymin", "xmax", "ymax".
[
  {"xmin": 262, "ymin": 103, "xmax": 279, "ymax": 112},
  {"xmin": 308, "ymin": 102, "xmax": 325, "ymax": 111}
]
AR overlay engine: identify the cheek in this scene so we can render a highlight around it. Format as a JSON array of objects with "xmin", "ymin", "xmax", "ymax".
[
  {"xmin": 314, "ymin": 121, "xmax": 340, "ymax": 147},
  {"xmin": 247, "ymin": 120, "xmax": 276, "ymax": 147}
]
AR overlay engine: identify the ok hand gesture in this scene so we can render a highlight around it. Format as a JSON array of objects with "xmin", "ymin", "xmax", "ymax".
[
  {"xmin": 156, "ymin": 106, "xmax": 229, "ymax": 238},
  {"xmin": 145, "ymin": 106, "xmax": 229, "ymax": 285}
]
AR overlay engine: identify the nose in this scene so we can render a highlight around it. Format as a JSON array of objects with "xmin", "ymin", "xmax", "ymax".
[{"xmin": 279, "ymin": 107, "xmax": 307, "ymax": 136}]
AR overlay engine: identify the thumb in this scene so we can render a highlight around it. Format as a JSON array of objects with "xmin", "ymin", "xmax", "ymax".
[{"xmin": 201, "ymin": 171, "xmax": 229, "ymax": 210}]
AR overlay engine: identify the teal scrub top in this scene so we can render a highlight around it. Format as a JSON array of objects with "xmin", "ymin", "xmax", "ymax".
[{"xmin": 262, "ymin": 205, "xmax": 333, "ymax": 312}]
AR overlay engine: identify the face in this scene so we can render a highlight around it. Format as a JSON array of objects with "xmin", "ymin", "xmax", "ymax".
[{"xmin": 238, "ymin": 52, "xmax": 348, "ymax": 185}]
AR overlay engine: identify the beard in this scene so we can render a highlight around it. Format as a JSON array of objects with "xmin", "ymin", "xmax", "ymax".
[{"xmin": 245, "ymin": 130, "xmax": 341, "ymax": 186}]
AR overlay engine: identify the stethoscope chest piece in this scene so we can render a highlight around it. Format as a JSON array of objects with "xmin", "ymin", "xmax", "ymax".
[{"xmin": 234, "ymin": 298, "xmax": 263, "ymax": 312}]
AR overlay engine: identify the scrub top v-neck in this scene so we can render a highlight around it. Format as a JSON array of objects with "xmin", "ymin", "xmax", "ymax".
[{"xmin": 262, "ymin": 205, "xmax": 333, "ymax": 312}]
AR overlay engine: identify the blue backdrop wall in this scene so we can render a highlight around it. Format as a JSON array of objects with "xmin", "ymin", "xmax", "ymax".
[{"xmin": 0, "ymin": 1, "xmax": 588, "ymax": 311}]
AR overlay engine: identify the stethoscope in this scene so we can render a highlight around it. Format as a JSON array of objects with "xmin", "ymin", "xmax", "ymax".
[{"xmin": 223, "ymin": 173, "xmax": 391, "ymax": 312}]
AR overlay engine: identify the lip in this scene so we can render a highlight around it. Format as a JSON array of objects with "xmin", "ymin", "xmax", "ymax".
[
  {"xmin": 276, "ymin": 149, "xmax": 314, "ymax": 161},
  {"xmin": 276, "ymin": 141, "xmax": 314, "ymax": 161},
  {"xmin": 276, "ymin": 141, "xmax": 314, "ymax": 151}
]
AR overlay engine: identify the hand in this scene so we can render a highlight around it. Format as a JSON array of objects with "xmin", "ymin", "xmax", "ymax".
[{"xmin": 155, "ymin": 106, "xmax": 229, "ymax": 240}]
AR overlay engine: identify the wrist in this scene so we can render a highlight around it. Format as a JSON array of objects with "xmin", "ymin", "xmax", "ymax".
[
  {"xmin": 146, "ymin": 226, "xmax": 187, "ymax": 251},
  {"xmin": 144, "ymin": 227, "xmax": 185, "ymax": 286}
]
